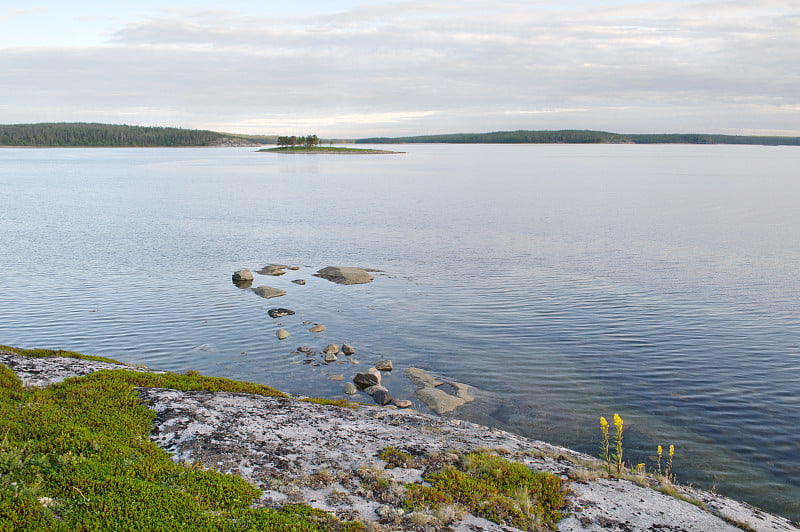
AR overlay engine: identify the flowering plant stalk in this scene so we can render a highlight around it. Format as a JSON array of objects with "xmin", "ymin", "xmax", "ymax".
[
  {"xmin": 600, "ymin": 417, "xmax": 610, "ymax": 473},
  {"xmin": 613, "ymin": 414, "xmax": 624, "ymax": 473}
]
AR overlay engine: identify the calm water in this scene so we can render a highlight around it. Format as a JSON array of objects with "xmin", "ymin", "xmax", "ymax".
[{"xmin": 1, "ymin": 145, "xmax": 799, "ymax": 520}]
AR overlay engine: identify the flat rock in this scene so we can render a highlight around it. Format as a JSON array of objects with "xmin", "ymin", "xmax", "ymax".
[
  {"xmin": 268, "ymin": 308, "xmax": 295, "ymax": 318},
  {"xmin": 291, "ymin": 279, "xmax": 306, "ymax": 285},
  {"xmin": 297, "ymin": 346, "xmax": 312, "ymax": 353},
  {"xmin": 314, "ymin": 266, "xmax": 374, "ymax": 285},
  {"xmin": 374, "ymin": 359, "xmax": 393, "ymax": 371},
  {"xmin": 392, "ymin": 399, "xmax": 413, "ymax": 408},
  {"xmin": 405, "ymin": 367, "xmax": 474, "ymax": 415},
  {"xmin": 341, "ymin": 344, "xmax": 355, "ymax": 355},
  {"xmin": 309, "ymin": 325, "xmax": 326, "ymax": 333},
  {"xmin": 252, "ymin": 286, "xmax": 286, "ymax": 299},
  {"xmin": 276, "ymin": 329, "xmax": 290, "ymax": 340},
  {"xmin": 257, "ymin": 264, "xmax": 292, "ymax": 276},
  {"xmin": 404, "ymin": 367, "xmax": 443, "ymax": 388},
  {"xmin": 328, "ymin": 375, "xmax": 345, "ymax": 381}
]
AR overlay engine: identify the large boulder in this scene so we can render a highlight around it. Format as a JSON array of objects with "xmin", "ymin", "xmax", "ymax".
[
  {"xmin": 314, "ymin": 266, "xmax": 374, "ymax": 285},
  {"xmin": 252, "ymin": 286, "xmax": 286, "ymax": 299},
  {"xmin": 353, "ymin": 367, "xmax": 381, "ymax": 388},
  {"xmin": 372, "ymin": 389, "xmax": 393, "ymax": 406},
  {"xmin": 232, "ymin": 269, "xmax": 254, "ymax": 282}
]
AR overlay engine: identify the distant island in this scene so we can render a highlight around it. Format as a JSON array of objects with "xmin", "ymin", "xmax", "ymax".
[
  {"xmin": 0, "ymin": 123, "xmax": 275, "ymax": 147},
  {"xmin": 356, "ymin": 129, "xmax": 800, "ymax": 146},
  {"xmin": 259, "ymin": 146, "xmax": 402, "ymax": 154}
]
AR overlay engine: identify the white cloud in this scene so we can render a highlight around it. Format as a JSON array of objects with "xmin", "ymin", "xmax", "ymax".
[{"xmin": 1, "ymin": 0, "xmax": 799, "ymax": 135}]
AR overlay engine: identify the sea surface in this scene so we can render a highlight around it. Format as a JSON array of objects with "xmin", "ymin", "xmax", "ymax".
[{"xmin": 1, "ymin": 144, "xmax": 798, "ymax": 520}]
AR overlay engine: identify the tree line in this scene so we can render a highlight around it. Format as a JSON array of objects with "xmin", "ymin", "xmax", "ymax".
[
  {"xmin": 0, "ymin": 123, "xmax": 261, "ymax": 147},
  {"xmin": 356, "ymin": 130, "xmax": 800, "ymax": 146},
  {"xmin": 276, "ymin": 135, "xmax": 320, "ymax": 148}
]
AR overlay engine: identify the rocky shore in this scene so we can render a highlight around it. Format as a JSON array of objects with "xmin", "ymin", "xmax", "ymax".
[{"xmin": 1, "ymin": 350, "xmax": 795, "ymax": 532}]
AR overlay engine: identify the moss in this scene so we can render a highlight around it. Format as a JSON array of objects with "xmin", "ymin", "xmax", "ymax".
[
  {"xmin": 402, "ymin": 451, "xmax": 568, "ymax": 531},
  {"xmin": 0, "ymin": 345, "xmax": 120, "ymax": 364},
  {"xmin": 301, "ymin": 397, "xmax": 358, "ymax": 410},
  {"xmin": 377, "ymin": 447, "xmax": 415, "ymax": 469},
  {"xmin": 0, "ymin": 357, "xmax": 360, "ymax": 531}
]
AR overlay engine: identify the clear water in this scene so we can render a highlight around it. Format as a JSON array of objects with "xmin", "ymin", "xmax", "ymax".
[{"xmin": 1, "ymin": 144, "xmax": 798, "ymax": 520}]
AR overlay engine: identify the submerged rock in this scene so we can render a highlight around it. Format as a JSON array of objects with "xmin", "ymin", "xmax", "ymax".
[
  {"xmin": 328, "ymin": 375, "xmax": 345, "ymax": 381},
  {"xmin": 276, "ymin": 329, "xmax": 290, "ymax": 340},
  {"xmin": 291, "ymin": 279, "xmax": 306, "ymax": 285},
  {"xmin": 252, "ymin": 286, "xmax": 287, "ymax": 299},
  {"xmin": 309, "ymin": 325, "xmax": 326, "ymax": 333},
  {"xmin": 258, "ymin": 264, "xmax": 292, "ymax": 276},
  {"xmin": 404, "ymin": 367, "xmax": 474, "ymax": 415},
  {"xmin": 363, "ymin": 385, "xmax": 388, "ymax": 397},
  {"xmin": 268, "ymin": 308, "xmax": 295, "ymax": 318},
  {"xmin": 297, "ymin": 346, "xmax": 312, "ymax": 353},
  {"xmin": 314, "ymin": 266, "xmax": 374, "ymax": 285}
]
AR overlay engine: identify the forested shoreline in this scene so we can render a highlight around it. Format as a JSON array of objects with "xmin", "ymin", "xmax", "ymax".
[
  {"xmin": 356, "ymin": 129, "xmax": 800, "ymax": 145},
  {"xmin": 0, "ymin": 123, "xmax": 273, "ymax": 147}
]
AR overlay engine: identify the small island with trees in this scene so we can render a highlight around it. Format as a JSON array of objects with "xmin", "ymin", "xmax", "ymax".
[{"xmin": 259, "ymin": 135, "xmax": 402, "ymax": 154}]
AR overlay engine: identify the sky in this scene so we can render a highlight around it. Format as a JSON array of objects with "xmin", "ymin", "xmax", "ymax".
[{"xmin": 1, "ymin": 0, "xmax": 799, "ymax": 137}]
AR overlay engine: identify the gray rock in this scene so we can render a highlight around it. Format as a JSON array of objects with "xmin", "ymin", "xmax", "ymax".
[
  {"xmin": 374, "ymin": 359, "xmax": 393, "ymax": 371},
  {"xmin": 353, "ymin": 367, "xmax": 381, "ymax": 388},
  {"xmin": 404, "ymin": 367, "xmax": 444, "ymax": 388},
  {"xmin": 252, "ymin": 286, "xmax": 286, "ymax": 299},
  {"xmin": 309, "ymin": 325, "xmax": 326, "ymax": 333},
  {"xmin": 257, "ymin": 264, "xmax": 291, "ymax": 276},
  {"xmin": 392, "ymin": 399, "xmax": 412, "ymax": 408},
  {"xmin": 342, "ymin": 382, "xmax": 357, "ymax": 394},
  {"xmin": 372, "ymin": 389, "xmax": 393, "ymax": 406},
  {"xmin": 314, "ymin": 266, "xmax": 374, "ymax": 285},
  {"xmin": 404, "ymin": 367, "xmax": 474, "ymax": 414},
  {"xmin": 341, "ymin": 344, "xmax": 355, "ymax": 355},
  {"xmin": 297, "ymin": 346, "xmax": 312, "ymax": 353},
  {"xmin": 276, "ymin": 329, "xmax": 290, "ymax": 340},
  {"xmin": 291, "ymin": 279, "xmax": 306, "ymax": 285},
  {"xmin": 322, "ymin": 344, "xmax": 339, "ymax": 355},
  {"xmin": 363, "ymin": 385, "xmax": 388, "ymax": 396},
  {"xmin": 268, "ymin": 308, "xmax": 295, "ymax": 318},
  {"xmin": 328, "ymin": 375, "xmax": 344, "ymax": 381},
  {"xmin": 232, "ymin": 269, "xmax": 254, "ymax": 284},
  {"xmin": 324, "ymin": 352, "xmax": 338, "ymax": 363}
]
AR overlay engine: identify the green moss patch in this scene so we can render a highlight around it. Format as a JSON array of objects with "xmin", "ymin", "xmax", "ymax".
[
  {"xmin": 0, "ymin": 345, "xmax": 120, "ymax": 364},
  {"xmin": 0, "ymin": 357, "xmax": 361, "ymax": 531},
  {"xmin": 300, "ymin": 397, "xmax": 358, "ymax": 410},
  {"xmin": 403, "ymin": 450, "xmax": 568, "ymax": 531}
]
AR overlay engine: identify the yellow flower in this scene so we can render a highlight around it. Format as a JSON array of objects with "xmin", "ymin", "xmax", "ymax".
[
  {"xmin": 600, "ymin": 417, "xmax": 608, "ymax": 428},
  {"xmin": 669, "ymin": 445, "xmax": 674, "ymax": 457},
  {"xmin": 614, "ymin": 413, "xmax": 623, "ymax": 429},
  {"xmin": 658, "ymin": 445, "xmax": 662, "ymax": 456}
]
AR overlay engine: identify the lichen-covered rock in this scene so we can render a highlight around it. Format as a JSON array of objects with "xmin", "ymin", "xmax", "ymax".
[
  {"xmin": 343, "ymin": 382, "xmax": 357, "ymax": 394},
  {"xmin": 314, "ymin": 266, "xmax": 374, "ymax": 285}
]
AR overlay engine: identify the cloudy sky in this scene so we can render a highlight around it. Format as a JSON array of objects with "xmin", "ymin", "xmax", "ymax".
[{"xmin": 1, "ymin": 0, "xmax": 798, "ymax": 137}]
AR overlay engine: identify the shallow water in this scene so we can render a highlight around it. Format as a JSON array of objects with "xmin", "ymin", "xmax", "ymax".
[{"xmin": 1, "ymin": 144, "xmax": 799, "ymax": 520}]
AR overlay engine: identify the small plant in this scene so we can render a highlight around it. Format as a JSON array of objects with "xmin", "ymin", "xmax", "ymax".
[
  {"xmin": 599, "ymin": 417, "xmax": 610, "ymax": 474},
  {"xmin": 612, "ymin": 414, "xmax": 624, "ymax": 473},
  {"xmin": 657, "ymin": 445, "xmax": 663, "ymax": 476},
  {"xmin": 378, "ymin": 447, "xmax": 415, "ymax": 469},
  {"xmin": 666, "ymin": 445, "xmax": 674, "ymax": 479}
]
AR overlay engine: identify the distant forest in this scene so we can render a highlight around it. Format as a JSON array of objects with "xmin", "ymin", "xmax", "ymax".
[
  {"xmin": 0, "ymin": 123, "xmax": 276, "ymax": 147},
  {"xmin": 356, "ymin": 130, "xmax": 800, "ymax": 146}
]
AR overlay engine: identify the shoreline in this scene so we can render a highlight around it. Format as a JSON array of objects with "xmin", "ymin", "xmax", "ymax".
[{"xmin": 1, "ymin": 347, "xmax": 795, "ymax": 531}]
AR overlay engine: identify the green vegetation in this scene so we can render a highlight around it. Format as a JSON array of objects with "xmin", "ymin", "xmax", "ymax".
[
  {"xmin": 0, "ymin": 358, "xmax": 363, "ymax": 531},
  {"xmin": 400, "ymin": 450, "xmax": 568, "ymax": 530},
  {"xmin": 357, "ymin": 129, "xmax": 800, "ymax": 146},
  {"xmin": 377, "ymin": 446, "xmax": 416, "ymax": 469},
  {"xmin": 0, "ymin": 345, "xmax": 120, "ymax": 364},
  {"xmin": 0, "ymin": 123, "xmax": 274, "ymax": 147},
  {"xmin": 259, "ymin": 146, "xmax": 401, "ymax": 154},
  {"xmin": 300, "ymin": 397, "xmax": 359, "ymax": 410}
]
